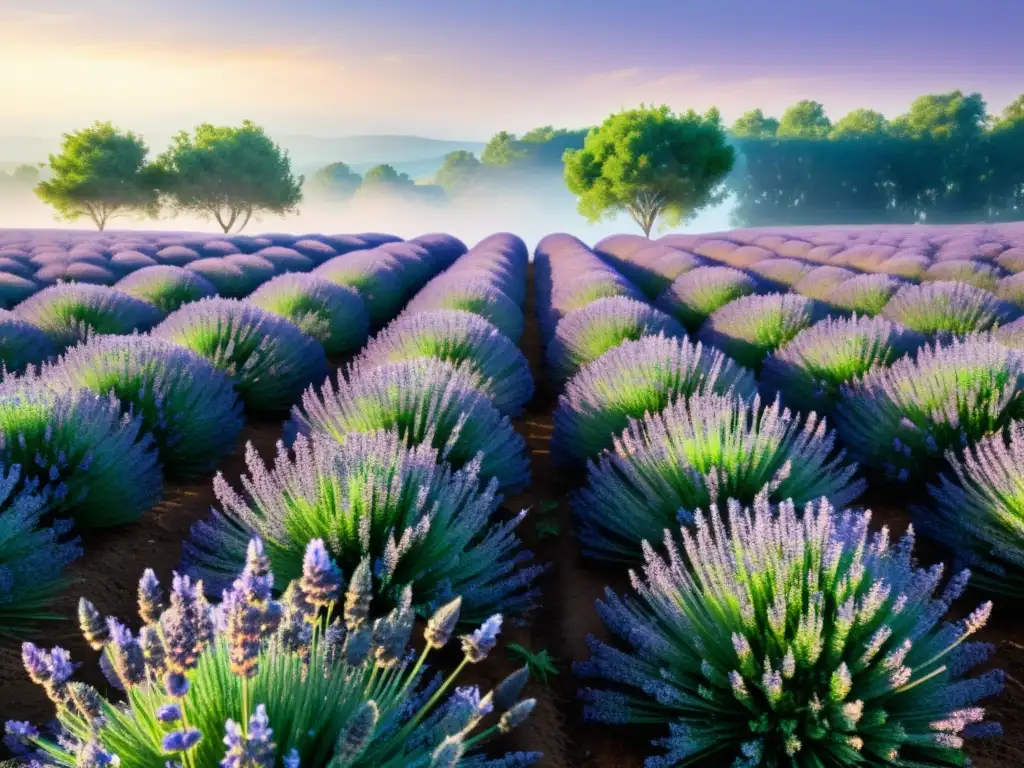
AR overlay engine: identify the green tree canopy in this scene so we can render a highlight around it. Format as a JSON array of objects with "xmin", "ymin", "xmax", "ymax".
[
  {"xmin": 309, "ymin": 161, "xmax": 362, "ymax": 198},
  {"xmin": 890, "ymin": 90, "xmax": 988, "ymax": 140},
  {"xmin": 992, "ymin": 93, "xmax": 1024, "ymax": 131},
  {"xmin": 360, "ymin": 164, "xmax": 415, "ymax": 188},
  {"xmin": 829, "ymin": 108, "xmax": 890, "ymax": 138},
  {"xmin": 154, "ymin": 120, "xmax": 302, "ymax": 233},
  {"xmin": 777, "ymin": 100, "xmax": 832, "ymax": 139},
  {"xmin": 563, "ymin": 104, "xmax": 735, "ymax": 236},
  {"xmin": 731, "ymin": 109, "xmax": 779, "ymax": 138},
  {"xmin": 12, "ymin": 164, "xmax": 41, "ymax": 184},
  {"xmin": 481, "ymin": 131, "xmax": 526, "ymax": 166},
  {"xmin": 34, "ymin": 122, "xmax": 160, "ymax": 230},
  {"xmin": 433, "ymin": 150, "xmax": 482, "ymax": 192}
]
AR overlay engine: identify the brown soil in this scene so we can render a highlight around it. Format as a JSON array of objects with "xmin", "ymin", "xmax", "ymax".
[{"xmin": 2, "ymin": 264, "xmax": 1023, "ymax": 767}]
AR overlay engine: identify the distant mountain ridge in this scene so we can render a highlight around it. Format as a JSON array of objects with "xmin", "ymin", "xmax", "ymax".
[{"xmin": 0, "ymin": 133, "xmax": 487, "ymax": 171}]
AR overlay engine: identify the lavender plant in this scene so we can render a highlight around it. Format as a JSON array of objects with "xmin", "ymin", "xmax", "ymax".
[
  {"xmin": 13, "ymin": 283, "xmax": 162, "ymax": 352},
  {"xmin": 918, "ymin": 421, "xmax": 1024, "ymax": 596},
  {"xmin": 186, "ymin": 430, "xmax": 541, "ymax": 621},
  {"xmin": 0, "ymin": 464, "xmax": 81, "ymax": 637},
  {"xmin": 0, "ymin": 378, "xmax": 162, "ymax": 527},
  {"xmin": 881, "ymin": 281, "xmax": 1018, "ymax": 339},
  {"xmin": 573, "ymin": 393, "xmax": 864, "ymax": 562},
  {"xmin": 577, "ymin": 496, "xmax": 1003, "ymax": 767},
  {"xmin": 354, "ymin": 310, "xmax": 533, "ymax": 417},
  {"xmin": 248, "ymin": 274, "xmax": 371, "ymax": 356},
  {"xmin": 545, "ymin": 297, "xmax": 686, "ymax": 383},
  {"xmin": 654, "ymin": 266, "xmax": 759, "ymax": 331},
  {"xmin": 760, "ymin": 315, "xmax": 925, "ymax": 415},
  {"xmin": 287, "ymin": 358, "xmax": 529, "ymax": 493},
  {"xmin": 922, "ymin": 260, "xmax": 1003, "ymax": 292},
  {"xmin": 823, "ymin": 273, "xmax": 906, "ymax": 316},
  {"xmin": 747, "ymin": 258, "xmax": 815, "ymax": 289},
  {"xmin": 993, "ymin": 316, "xmax": 1024, "ymax": 350},
  {"xmin": 697, "ymin": 293, "xmax": 825, "ymax": 370},
  {"xmin": 185, "ymin": 259, "xmax": 264, "ymax": 299},
  {"xmin": 551, "ymin": 335, "xmax": 758, "ymax": 465},
  {"xmin": 792, "ymin": 266, "xmax": 857, "ymax": 300},
  {"xmin": 314, "ymin": 254, "xmax": 406, "ymax": 326},
  {"xmin": 115, "ymin": 265, "xmax": 218, "ymax": 314},
  {"xmin": 7, "ymin": 539, "xmax": 540, "ymax": 768},
  {"xmin": 152, "ymin": 298, "xmax": 329, "ymax": 414},
  {"xmin": 404, "ymin": 280, "xmax": 525, "ymax": 344},
  {"xmin": 835, "ymin": 338, "xmax": 1024, "ymax": 482},
  {"xmin": 46, "ymin": 335, "xmax": 244, "ymax": 478},
  {"xmin": 0, "ymin": 311, "xmax": 56, "ymax": 373}
]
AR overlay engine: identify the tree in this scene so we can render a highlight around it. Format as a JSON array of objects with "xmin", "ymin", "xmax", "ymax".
[
  {"xmin": 777, "ymin": 100, "xmax": 832, "ymax": 139},
  {"xmin": 309, "ymin": 161, "xmax": 362, "ymax": 198},
  {"xmin": 359, "ymin": 164, "xmax": 415, "ymax": 189},
  {"xmin": 34, "ymin": 122, "xmax": 160, "ymax": 230},
  {"xmin": 481, "ymin": 131, "xmax": 526, "ymax": 166},
  {"xmin": 890, "ymin": 91, "xmax": 987, "ymax": 140},
  {"xmin": 829, "ymin": 109, "xmax": 889, "ymax": 138},
  {"xmin": 563, "ymin": 104, "xmax": 735, "ymax": 237},
  {"xmin": 992, "ymin": 94, "xmax": 1024, "ymax": 131},
  {"xmin": 433, "ymin": 150, "xmax": 482, "ymax": 192},
  {"xmin": 12, "ymin": 164, "xmax": 41, "ymax": 184},
  {"xmin": 731, "ymin": 109, "xmax": 779, "ymax": 138},
  {"xmin": 155, "ymin": 120, "xmax": 302, "ymax": 233}
]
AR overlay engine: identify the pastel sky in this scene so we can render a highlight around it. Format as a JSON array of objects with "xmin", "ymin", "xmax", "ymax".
[{"xmin": 3, "ymin": 0, "xmax": 1022, "ymax": 141}]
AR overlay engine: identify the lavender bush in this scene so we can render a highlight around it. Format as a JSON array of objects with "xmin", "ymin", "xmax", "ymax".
[
  {"xmin": 248, "ymin": 274, "xmax": 371, "ymax": 356},
  {"xmin": 185, "ymin": 258, "xmax": 265, "ymax": 299},
  {"xmin": 835, "ymin": 338, "xmax": 1024, "ymax": 482},
  {"xmin": 115, "ymin": 265, "xmax": 218, "ymax": 314},
  {"xmin": 314, "ymin": 253, "xmax": 406, "ymax": 326},
  {"xmin": 761, "ymin": 315, "xmax": 925, "ymax": 414},
  {"xmin": 697, "ymin": 293, "xmax": 824, "ymax": 370},
  {"xmin": 47, "ymin": 335, "xmax": 244, "ymax": 478},
  {"xmin": 7, "ymin": 539, "xmax": 539, "ymax": 768},
  {"xmin": 13, "ymin": 283, "xmax": 162, "ymax": 352},
  {"xmin": 404, "ymin": 280, "xmax": 524, "ymax": 344},
  {"xmin": 574, "ymin": 392, "xmax": 864, "ymax": 562},
  {"xmin": 0, "ymin": 378, "xmax": 161, "ymax": 528},
  {"xmin": 186, "ymin": 431, "xmax": 541, "ymax": 621},
  {"xmin": 792, "ymin": 265, "xmax": 857, "ymax": 300},
  {"xmin": 551, "ymin": 335, "xmax": 758, "ymax": 465},
  {"xmin": 0, "ymin": 311, "xmax": 56, "ymax": 373},
  {"xmin": 0, "ymin": 465, "xmax": 81, "ymax": 637},
  {"xmin": 654, "ymin": 266, "xmax": 759, "ymax": 331},
  {"xmin": 545, "ymin": 297, "xmax": 686, "ymax": 383},
  {"xmin": 287, "ymin": 358, "xmax": 529, "ymax": 493},
  {"xmin": 919, "ymin": 421, "xmax": 1024, "ymax": 596},
  {"xmin": 354, "ymin": 310, "xmax": 533, "ymax": 417},
  {"xmin": 881, "ymin": 281, "xmax": 1018, "ymax": 339},
  {"xmin": 823, "ymin": 274, "xmax": 906, "ymax": 316},
  {"xmin": 152, "ymin": 298, "xmax": 329, "ymax": 414},
  {"xmin": 577, "ymin": 496, "xmax": 1002, "ymax": 767}
]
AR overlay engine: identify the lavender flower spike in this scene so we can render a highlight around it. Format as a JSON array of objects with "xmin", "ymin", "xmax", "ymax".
[{"xmin": 462, "ymin": 615, "xmax": 502, "ymax": 663}]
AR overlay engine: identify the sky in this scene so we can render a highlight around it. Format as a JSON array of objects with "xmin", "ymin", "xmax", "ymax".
[{"xmin": 3, "ymin": 0, "xmax": 1023, "ymax": 143}]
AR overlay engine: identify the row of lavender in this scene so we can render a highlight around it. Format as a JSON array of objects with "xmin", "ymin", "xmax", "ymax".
[
  {"xmin": 0, "ymin": 234, "xmax": 466, "ymax": 639},
  {"xmin": 0, "ymin": 230, "xmax": 402, "ymax": 309},
  {"xmin": 4, "ymin": 234, "xmax": 547, "ymax": 767},
  {"xmin": 536, "ymin": 232, "xmax": 1007, "ymax": 766}
]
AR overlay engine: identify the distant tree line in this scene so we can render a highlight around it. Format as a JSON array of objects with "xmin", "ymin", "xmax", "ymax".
[
  {"xmin": 726, "ymin": 91, "xmax": 1024, "ymax": 226},
  {"xmin": 34, "ymin": 121, "xmax": 302, "ymax": 231}
]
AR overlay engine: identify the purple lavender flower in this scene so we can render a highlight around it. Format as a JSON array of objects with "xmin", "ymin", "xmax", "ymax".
[
  {"xmin": 77, "ymin": 738, "xmax": 121, "ymax": 767},
  {"xmin": 461, "ymin": 615, "xmax": 502, "ymax": 663},
  {"xmin": 823, "ymin": 273, "xmax": 906, "ymax": 316},
  {"xmin": 138, "ymin": 569, "xmax": 164, "ymax": 624},
  {"xmin": 314, "ymin": 251, "xmax": 407, "ymax": 326},
  {"xmin": 551, "ymin": 335, "xmax": 757, "ymax": 464},
  {"xmin": 160, "ymin": 573, "xmax": 213, "ymax": 677},
  {"xmin": 4, "ymin": 720, "xmax": 39, "ymax": 756},
  {"xmin": 222, "ymin": 704, "xmax": 276, "ymax": 768},
  {"xmin": 331, "ymin": 701, "xmax": 377, "ymax": 764},
  {"xmin": 881, "ymin": 281, "xmax": 1019, "ymax": 339},
  {"xmin": 114, "ymin": 265, "xmax": 217, "ymax": 314},
  {"xmin": 792, "ymin": 265, "xmax": 857, "ymax": 300},
  {"xmin": 299, "ymin": 539, "xmax": 342, "ymax": 610},
  {"xmin": 162, "ymin": 727, "xmax": 202, "ymax": 753},
  {"xmin": 923, "ymin": 260, "xmax": 1003, "ymax": 292},
  {"xmin": 106, "ymin": 618, "xmax": 146, "ymax": 687},
  {"xmin": 577, "ymin": 496, "xmax": 1001, "ymax": 766},
  {"xmin": 404, "ymin": 278, "xmax": 524, "ymax": 343},
  {"xmin": 424, "ymin": 597, "xmax": 462, "ymax": 650},
  {"xmin": 655, "ymin": 266, "xmax": 760, "ymax": 331},
  {"xmin": 151, "ymin": 297, "xmax": 329, "ymax": 414},
  {"xmin": 0, "ymin": 310, "xmax": 55, "ymax": 373},
  {"xmin": 353, "ymin": 309, "xmax": 534, "ymax": 417},
  {"xmin": 285, "ymin": 358, "xmax": 528, "ymax": 492}
]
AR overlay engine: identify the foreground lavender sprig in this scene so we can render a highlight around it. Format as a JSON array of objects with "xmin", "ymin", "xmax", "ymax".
[
  {"xmin": 152, "ymin": 297, "xmax": 330, "ymax": 414},
  {"xmin": 286, "ymin": 358, "xmax": 529, "ymax": 492},
  {"xmin": 551, "ymin": 335, "xmax": 758, "ymax": 464},
  {"xmin": 577, "ymin": 496, "xmax": 1003, "ymax": 767},
  {"xmin": 573, "ymin": 392, "xmax": 864, "ymax": 562},
  {"xmin": 835, "ymin": 337, "xmax": 1024, "ymax": 483},
  {"xmin": 0, "ymin": 464, "xmax": 81, "ymax": 637},
  {"xmin": 185, "ymin": 430, "xmax": 542, "ymax": 622},
  {"xmin": 10, "ymin": 538, "xmax": 540, "ymax": 768},
  {"xmin": 918, "ymin": 420, "xmax": 1024, "ymax": 596}
]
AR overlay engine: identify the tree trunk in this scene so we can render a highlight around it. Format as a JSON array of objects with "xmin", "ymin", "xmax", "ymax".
[{"xmin": 234, "ymin": 207, "xmax": 253, "ymax": 233}]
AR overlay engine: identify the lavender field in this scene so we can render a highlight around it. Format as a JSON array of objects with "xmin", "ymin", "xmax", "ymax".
[{"xmin": 0, "ymin": 222, "xmax": 1023, "ymax": 768}]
